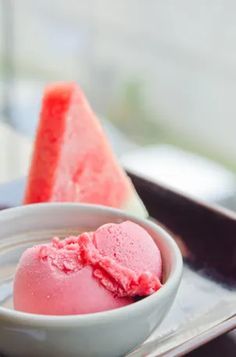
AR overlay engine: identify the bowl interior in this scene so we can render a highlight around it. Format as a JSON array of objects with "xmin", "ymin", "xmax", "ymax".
[{"xmin": 0, "ymin": 203, "xmax": 178, "ymax": 313}]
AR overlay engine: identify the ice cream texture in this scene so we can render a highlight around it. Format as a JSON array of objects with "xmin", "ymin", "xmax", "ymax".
[{"xmin": 14, "ymin": 221, "xmax": 162, "ymax": 315}]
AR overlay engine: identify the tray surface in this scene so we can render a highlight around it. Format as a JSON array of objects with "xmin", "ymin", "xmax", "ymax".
[{"xmin": 0, "ymin": 178, "xmax": 235, "ymax": 357}]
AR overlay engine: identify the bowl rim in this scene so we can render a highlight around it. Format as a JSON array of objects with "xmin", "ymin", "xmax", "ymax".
[{"xmin": 0, "ymin": 203, "xmax": 183, "ymax": 327}]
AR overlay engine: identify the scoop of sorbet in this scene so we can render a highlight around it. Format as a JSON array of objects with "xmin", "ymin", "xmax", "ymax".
[{"xmin": 13, "ymin": 221, "xmax": 162, "ymax": 315}]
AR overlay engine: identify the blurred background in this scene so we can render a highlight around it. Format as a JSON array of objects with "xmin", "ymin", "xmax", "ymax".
[
  {"xmin": 1, "ymin": 0, "xmax": 236, "ymax": 206},
  {"xmin": 1, "ymin": 3, "xmax": 235, "ymax": 354}
]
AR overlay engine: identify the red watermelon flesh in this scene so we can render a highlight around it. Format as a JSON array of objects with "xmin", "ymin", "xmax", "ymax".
[{"xmin": 24, "ymin": 83, "xmax": 146, "ymax": 216}]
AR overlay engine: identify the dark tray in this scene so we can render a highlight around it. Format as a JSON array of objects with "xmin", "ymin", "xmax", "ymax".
[{"xmin": 0, "ymin": 176, "xmax": 235, "ymax": 356}]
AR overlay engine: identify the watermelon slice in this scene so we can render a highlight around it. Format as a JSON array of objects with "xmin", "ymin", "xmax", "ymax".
[{"xmin": 24, "ymin": 82, "xmax": 147, "ymax": 217}]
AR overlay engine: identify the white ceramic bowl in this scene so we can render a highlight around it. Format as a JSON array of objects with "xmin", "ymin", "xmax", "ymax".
[{"xmin": 0, "ymin": 203, "xmax": 182, "ymax": 357}]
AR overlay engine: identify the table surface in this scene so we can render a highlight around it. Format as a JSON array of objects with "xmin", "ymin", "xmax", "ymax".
[{"xmin": 0, "ymin": 121, "xmax": 235, "ymax": 356}]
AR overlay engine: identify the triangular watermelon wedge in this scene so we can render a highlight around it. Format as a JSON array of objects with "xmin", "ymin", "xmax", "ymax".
[{"xmin": 24, "ymin": 82, "xmax": 147, "ymax": 217}]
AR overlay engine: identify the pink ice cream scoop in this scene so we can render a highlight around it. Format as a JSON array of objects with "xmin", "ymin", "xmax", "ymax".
[{"xmin": 13, "ymin": 221, "xmax": 162, "ymax": 315}]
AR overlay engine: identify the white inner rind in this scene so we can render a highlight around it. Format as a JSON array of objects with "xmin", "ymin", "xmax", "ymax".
[{"xmin": 122, "ymin": 192, "xmax": 148, "ymax": 218}]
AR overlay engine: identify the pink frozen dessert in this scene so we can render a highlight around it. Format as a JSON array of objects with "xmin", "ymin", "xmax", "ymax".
[{"xmin": 13, "ymin": 221, "xmax": 162, "ymax": 315}]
